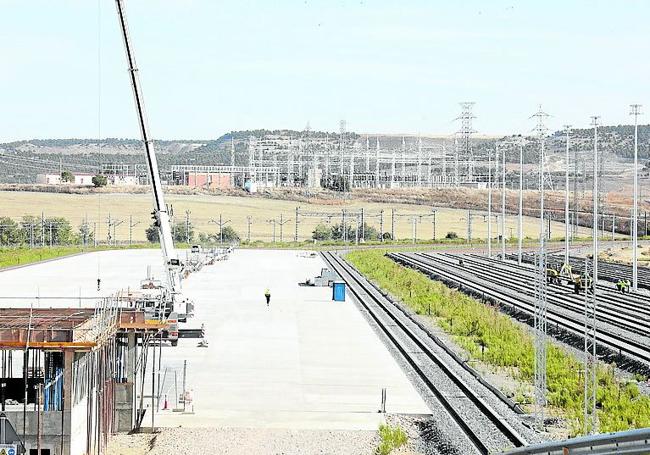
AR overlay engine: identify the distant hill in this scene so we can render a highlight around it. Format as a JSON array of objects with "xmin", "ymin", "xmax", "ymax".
[{"xmin": 1, "ymin": 126, "xmax": 649, "ymax": 184}]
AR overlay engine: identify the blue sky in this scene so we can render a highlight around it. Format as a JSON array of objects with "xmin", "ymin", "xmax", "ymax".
[{"xmin": 1, "ymin": 1, "xmax": 648, "ymax": 140}]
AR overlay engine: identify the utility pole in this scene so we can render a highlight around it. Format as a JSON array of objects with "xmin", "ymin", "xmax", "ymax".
[
  {"xmin": 278, "ymin": 214, "xmax": 290, "ymax": 243},
  {"xmin": 631, "ymin": 104, "xmax": 642, "ymax": 291},
  {"xmin": 584, "ymin": 115, "xmax": 601, "ymax": 435},
  {"xmin": 401, "ymin": 137, "xmax": 406, "ymax": 183},
  {"xmin": 129, "ymin": 215, "xmax": 140, "ymax": 246},
  {"xmin": 267, "ymin": 219, "xmax": 277, "ymax": 243},
  {"xmin": 185, "ymin": 210, "xmax": 191, "ymax": 244},
  {"xmin": 40, "ymin": 212, "xmax": 45, "ymax": 247},
  {"xmin": 488, "ymin": 145, "xmax": 493, "ymax": 257},
  {"xmin": 375, "ymin": 137, "xmax": 381, "ymax": 188},
  {"xmin": 379, "ymin": 209, "xmax": 384, "ymax": 242},
  {"xmin": 501, "ymin": 143, "xmax": 506, "ymax": 259},
  {"xmin": 113, "ymin": 219, "xmax": 123, "ymax": 246},
  {"xmin": 411, "ymin": 216, "xmax": 419, "ymax": 244},
  {"xmin": 360, "ymin": 207, "xmax": 365, "ymax": 241},
  {"xmin": 341, "ymin": 209, "xmax": 347, "ymax": 243},
  {"xmin": 391, "ymin": 208, "xmax": 396, "ymax": 241},
  {"xmin": 390, "ymin": 147, "xmax": 396, "ymax": 188},
  {"xmin": 432, "ymin": 209, "xmax": 436, "ymax": 241},
  {"xmin": 209, "ymin": 215, "xmax": 231, "ymax": 245},
  {"xmin": 339, "ymin": 120, "xmax": 346, "ymax": 178},
  {"xmin": 531, "ymin": 105, "xmax": 549, "ymax": 431},
  {"xmin": 563, "ymin": 125, "xmax": 571, "ymax": 267},
  {"xmin": 107, "ymin": 213, "xmax": 112, "ymax": 245},
  {"xmin": 416, "ymin": 135, "xmax": 422, "ymax": 187},
  {"xmin": 518, "ymin": 140, "xmax": 524, "ymax": 265}
]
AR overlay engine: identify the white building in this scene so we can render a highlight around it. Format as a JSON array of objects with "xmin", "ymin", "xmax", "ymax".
[{"xmin": 36, "ymin": 173, "xmax": 95, "ymax": 186}]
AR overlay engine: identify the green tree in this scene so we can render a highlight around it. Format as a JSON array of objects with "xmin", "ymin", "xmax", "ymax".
[
  {"xmin": 92, "ymin": 174, "xmax": 108, "ymax": 187},
  {"xmin": 219, "ymin": 225, "xmax": 240, "ymax": 242},
  {"xmin": 60, "ymin": 170, "xmax": 73, "ymax": 182},
  {"xmin": 20, "ymin": 215, "xmax": 43, "ymax": 246},
  {"xmin": 76, "ymin": 223, "xmax": 94, "ymax": 245},
  {"xmin": 173, "ymin": 220, "xmax": 194, "ymax": 243},
  {"xmin": 359, "ymin": 223, "xmax": 379, "ymax": 241},
  {"xmin": 43, "ymin": 217, "xmax": 73, "ymax": 245},
  {"xmin": 312, "ymin": 223, "xmax": 332, "ymax": 241},
  {"xmin": 331, "ymin": 222, "xmax": 356, "ymax": 240},
  {"xmin": 0, "ymin": 217, "xmax": 21, "ymax": 246},
  {"xmin": 145, "ymin": 222, "xmax": 159, "ymax": 243}
]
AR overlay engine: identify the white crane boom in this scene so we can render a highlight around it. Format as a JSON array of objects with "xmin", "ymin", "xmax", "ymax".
[{"xmin": 115, "ymin": 0, "xmax": 180, "ymax": 294}]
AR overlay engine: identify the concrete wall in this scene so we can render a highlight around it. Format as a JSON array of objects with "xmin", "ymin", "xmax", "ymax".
[
  {"xmin": 114, "ymin": 382, "xmax": 134, "ymax": 432},
  {"xmin": 3, "ymin": 409, "xmax": 66, "ymax": 455}
]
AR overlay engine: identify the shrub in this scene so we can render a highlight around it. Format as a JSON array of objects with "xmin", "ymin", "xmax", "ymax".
[
  {"xmin": 312, "ymin": 223, "xmax": 332, "ymax": 241},
  {"xmin": 376, "ymin": 424, "xmax": 407, "ymax": 455},
  {"xmin": 445, "ymin": 231, "xmax": 458, "ymax": 239},
  {"xmin": 92, "ymin": 174, "xmax": 107, "ymax": 187},
  {"xmin": 60, "ymin": 170, "xmax": 73, "ymax": 182}
]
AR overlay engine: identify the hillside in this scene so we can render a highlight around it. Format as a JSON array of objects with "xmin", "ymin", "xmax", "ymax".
[{"xmin": 1, "ymin": 126, "xmax": 649, "ymax": 184}]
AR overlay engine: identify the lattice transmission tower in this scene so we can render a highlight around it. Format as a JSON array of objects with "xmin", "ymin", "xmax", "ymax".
[{"xmin": 456, "ymin": 102, "xmax": 476, "ymax": 182}]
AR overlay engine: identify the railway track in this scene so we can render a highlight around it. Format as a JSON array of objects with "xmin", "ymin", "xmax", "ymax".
[
  {"xmin": 425, "ymin": 253, "xmax": 650, "ymax": 337},
  {"xmin": 321, "ymin": 251, "xmax": 528, "ymax": 455},
  {"xmin": 511, "ymin": 252, "xmax": 650, "ymax": 290},
  {"xmin": 388, "ymin": 252, "xmax": 650, "ymax": 370}
]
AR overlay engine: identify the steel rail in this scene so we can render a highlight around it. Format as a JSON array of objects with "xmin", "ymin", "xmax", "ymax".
[
  {"xmin": 512, "ymin": 253, "xmax": 650, "ymax": 290},
  {"xmin": 321, "ymin": 251, "xmax": 528, "ymax": 454},
  {"xmin": 458, "ymin": 253, "xmax": 650, "ymax": 317},
  {"xmin": 424, "ymin": 253, "xmax": 650, "ymax": 337},
  {"xmin": 389, "ymin": 253, "xmax": 650, "ymax": 366}
]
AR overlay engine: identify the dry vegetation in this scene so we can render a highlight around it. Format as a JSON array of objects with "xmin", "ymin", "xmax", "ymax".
[{"xmin": 0, "ymin": 189, "xmax": 589, "ymax": 243}]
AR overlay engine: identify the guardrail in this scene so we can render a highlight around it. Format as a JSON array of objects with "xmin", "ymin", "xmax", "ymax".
[{"xmin": 501, "ymin": 428, "xmax": 650, "ymax": 454}]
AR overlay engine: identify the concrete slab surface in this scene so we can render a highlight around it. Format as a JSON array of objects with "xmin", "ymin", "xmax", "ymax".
[{"xmin": 0, "ymin": 249, "xmax": 429, "ymax": 430}]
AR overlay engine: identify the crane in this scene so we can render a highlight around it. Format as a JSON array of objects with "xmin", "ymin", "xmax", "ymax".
[{"xmin": 115, "ymin": 0, "xmax": 193, "ymax": 330}]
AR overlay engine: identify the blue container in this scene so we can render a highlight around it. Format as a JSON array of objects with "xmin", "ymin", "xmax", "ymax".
[{"xmin": 332, "ymin": 281, "xmax": 346, "ymax": 302}]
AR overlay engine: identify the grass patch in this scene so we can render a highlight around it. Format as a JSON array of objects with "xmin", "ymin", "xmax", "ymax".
[
  {"xmin": 0, "ymin": 243, "xmax": 158, "ymax": 270},
  {"xmin": 346, "ymin": 250, "xmax": 650, "ymax": 436},
  {"xmin": 376, "ymin": 424, "xmax": 408, "ymax": 455}
]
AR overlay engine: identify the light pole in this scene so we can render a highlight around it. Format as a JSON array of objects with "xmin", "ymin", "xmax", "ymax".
[
  {"xmin": 563, "ymin": 125, "xmax": 571, "ymax": 267},
  {"xmin": 631, "ymin": 104, "xmax": 642, "ymax": 291},
  {"xmin": 488, "ymin": 145, "xmax": 493, "ymax": 256},
  {"xmin": 501, "ymin": 143, "xmax": 506, "ymax": 259},
  {"xmin": 518, "ymin": 140, "xmax": 524, "ymax": 265}
]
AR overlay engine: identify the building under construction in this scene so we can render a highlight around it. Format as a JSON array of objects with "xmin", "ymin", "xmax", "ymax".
[{"xmin": 0, "ymin": 303, "xmax": 165, "ymax": 455}]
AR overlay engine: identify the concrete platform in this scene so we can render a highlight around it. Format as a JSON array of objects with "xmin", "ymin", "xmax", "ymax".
[{"xmin": 0, "ymin": 249, "xmax": 430, "ymax": 430}]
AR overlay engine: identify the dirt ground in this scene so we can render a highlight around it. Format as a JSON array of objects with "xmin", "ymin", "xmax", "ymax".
[{"xmin": 600, "ymin": 243, "xmax": 650, "ymax": 266}]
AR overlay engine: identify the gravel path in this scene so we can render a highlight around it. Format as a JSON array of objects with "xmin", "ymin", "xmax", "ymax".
[{"xmin": 107, "ymin": 425, "xmax": 426, "ymax": 455}]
